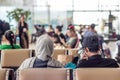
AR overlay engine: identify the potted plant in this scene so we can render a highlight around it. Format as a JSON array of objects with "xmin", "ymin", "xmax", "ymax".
[
  {"xmin": 6, "ymin": 8, "xmax": 31, "ymax": 33},
  {"xmin": 7, "ymin": 8, "xmax": 31, "ymax": 22}
]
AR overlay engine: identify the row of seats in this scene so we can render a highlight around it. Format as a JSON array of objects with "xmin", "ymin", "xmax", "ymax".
[
  {"xmin": 1, "ymin": 68, "xmax": 120, "ymax": 80},
  {"xmin": 1, "ymin": 49, "xmax": 78, "ymax": 70},
  {"xmin": 52, "ymin": 48, "xmax": 78, "ymax": 60}
]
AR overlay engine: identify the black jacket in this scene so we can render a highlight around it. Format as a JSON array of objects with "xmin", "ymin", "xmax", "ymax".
[{"xmin": 77, "ymin": 55, "xmax": 119, "ymax": 68}]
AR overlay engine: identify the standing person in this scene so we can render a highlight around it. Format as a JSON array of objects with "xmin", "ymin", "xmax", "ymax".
[
  {"xmin": 0, "ymin": 30, "xmax": 21, "ymax": 49},
  {"xmin": 18, "ymin": 15, "xmax": 29, "ymax": 48}
]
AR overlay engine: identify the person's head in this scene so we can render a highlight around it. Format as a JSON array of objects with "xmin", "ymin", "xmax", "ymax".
[
  {"xmin": 90, "ymin": 23, "xmax": 95, "ymax": 30},
  {"xmin": 82, "ymin": 35, "xmax": 100, "ymax": 57},
  {"xmin": 52, "ymin": 33, "xmax": 61, "ymax": 44},
  {"xmin": 67, "ymin": 26, "xmax": 76, "ymax": 37},
  {"xmin": 37, "ymin": 26, "xmax": 46, "ymax": 37},
  {"xmin": 55, "ymin": 25, "xmax": 63, "ymax": 34},
  {"xmin": 38, "ymin": 25, "xmax": 41, "ymax": 27},
  {"xmin": 35, "ymin": 34, "xmax": 54, "ymax": 61},
  {"xmin": 20, "ymin": 15, "xmax": 25, "ymax": 22},
  {"xmin": 4, "ymin": 30, "xmax": 15, "ymax": 49}
]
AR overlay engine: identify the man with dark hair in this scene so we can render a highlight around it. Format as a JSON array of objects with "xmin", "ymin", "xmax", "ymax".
[
  {"xmin": 77, "ymin": 35, "xmax": 119, "ymax": 68},
  {"xmin": 83, "ymin": 23, "xmax": 97, "ymax": 38}
]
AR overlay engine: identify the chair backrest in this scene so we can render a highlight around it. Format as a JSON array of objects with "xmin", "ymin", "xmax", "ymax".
[
  {"xmin": 75, "ymin": 68, "xmax": 120, "ymax": 80},
  {"xmin": 57, "ymin": 55, "xmax": 73, "ymax": 65},
  {"xmin": 0, "ymin": 69, "xmax": 14, "ymax": 80},
  {"xmin": 1, "ymin": 49, "xmax": 32, "ymax": 69},
  {"xmin": 18, "ymin": 68, "xmax": 67, "ymax": 80},
  {"xmin": 52, "ymin": 49, "xmax": 67, "ymax": 60},
  {"xmin": 68, "ymin": 49, "xmax": 78, "ymax": 57}
]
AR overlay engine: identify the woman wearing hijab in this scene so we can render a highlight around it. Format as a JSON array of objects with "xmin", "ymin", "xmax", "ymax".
[{"xmin": 19, "ymin": 34, "xmax": 63, "ymax": 69}]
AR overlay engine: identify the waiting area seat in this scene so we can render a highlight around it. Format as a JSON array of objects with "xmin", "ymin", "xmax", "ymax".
[
  {"xmin": 17, "ymin": 68, "xmax": 68, "ymax": 80},
  {"xmin": 0, "ymin": 69, "xmax": 14, "ymax": 80},
  {"xmin": 0, "ymin": 68, "xmax": 120, "ymax": 80},
  {"xmin": 75, "ymin": 68, "xmax": 120, "ymax": 80},
  {"xmin": 67, "ymin": 48, "xmax": 78, "ymax": 57},
  {"xmin": 57, "ymin": 55, "xmax": 73, "ymax": 65},
  {"xmin": 52, "ymin": 49, "xmax": 67, "ymax": 60},
  {"xmin": 1, "ymin": 49, "xmax": 32, "ymax": 70}
]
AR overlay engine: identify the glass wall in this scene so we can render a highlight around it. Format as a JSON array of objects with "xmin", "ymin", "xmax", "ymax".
[{"xmin": 0, "ymin": 0, "xmax": 120, "ymax": 34}]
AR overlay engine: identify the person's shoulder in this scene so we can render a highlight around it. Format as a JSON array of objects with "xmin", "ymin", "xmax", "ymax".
[
  {"xmin": 0, "ymin": 45, "xmax": 11, "ymax": 50},
  {"xmin": 60, "ymin": 33, "xmax": 64, "ymax": 35},
  {"xmin": 77, "ymin": 59, "xmax": 90, "ymax": 68},
  {"xmin": 105, "ymin": 58, "xmax": 117, "ymax": 63},
  {"xmin": 105, "ymin": 58, "xmax": 119, "ymax": 67}
]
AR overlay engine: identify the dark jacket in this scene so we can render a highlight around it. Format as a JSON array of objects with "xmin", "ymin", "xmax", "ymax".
[
  {"xmin": 77, "ymin": 55, "xmax": 119, "ymax": 68},
  {"xmin": 33, "ymin": 58, "xmax": 62, "ymax": 68}
]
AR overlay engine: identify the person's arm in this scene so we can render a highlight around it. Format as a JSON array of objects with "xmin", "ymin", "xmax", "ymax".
[
  {"xmin": 61, "ymin": 38, "xmax": 78, "ymax": 48},
  {"xmin": 60, "ymin": 38, "xmax": 71, "ymax": 48}
]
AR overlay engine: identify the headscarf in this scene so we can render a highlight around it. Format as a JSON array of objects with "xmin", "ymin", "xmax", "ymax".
[{"xmin": 35, "ymin": 34, "xmax": 54, "ymax": 61}]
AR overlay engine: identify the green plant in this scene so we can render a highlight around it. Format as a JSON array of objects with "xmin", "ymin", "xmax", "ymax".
[{"xmin": 7, "ymin": 8, "xmax": 31, "ymax": 22}]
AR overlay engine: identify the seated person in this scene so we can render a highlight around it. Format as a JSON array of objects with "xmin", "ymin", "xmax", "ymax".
[
  {"xmin": 31, "ymin": 25, "xmax": 46, "ymax": 43},
  {"xmin": 51, "ymin": 33, "xmax": 64, "ymax": 49},
  {"xmin": 19, "ymin": 34, "xmax": 63, "ymax": 69},
  {"xmin": 55, "ymin": 25, "xmax": 66, "ymax": 43},
  {"xmin": 77, "ymin": 35, "xmax": 119, "ymax": 68},
  {"xmin": 0, "ymin": 30, "xmax": 21, "ymax": 50},
  {"xmin": 61, "ymin": 26, "xmax": 78, "ymax": 48}
]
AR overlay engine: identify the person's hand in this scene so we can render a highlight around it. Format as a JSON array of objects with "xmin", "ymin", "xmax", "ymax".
[
  {"xmin": 23, "ymin": 28, "xmax": 27, "ymax": 32},
  {"xmin": 82, "ymin": 53, "xmax": 88, "ymax": 60},
  {"xmin": 60, "ymin": 38, "xmax": 65, "ymax": 44}
]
